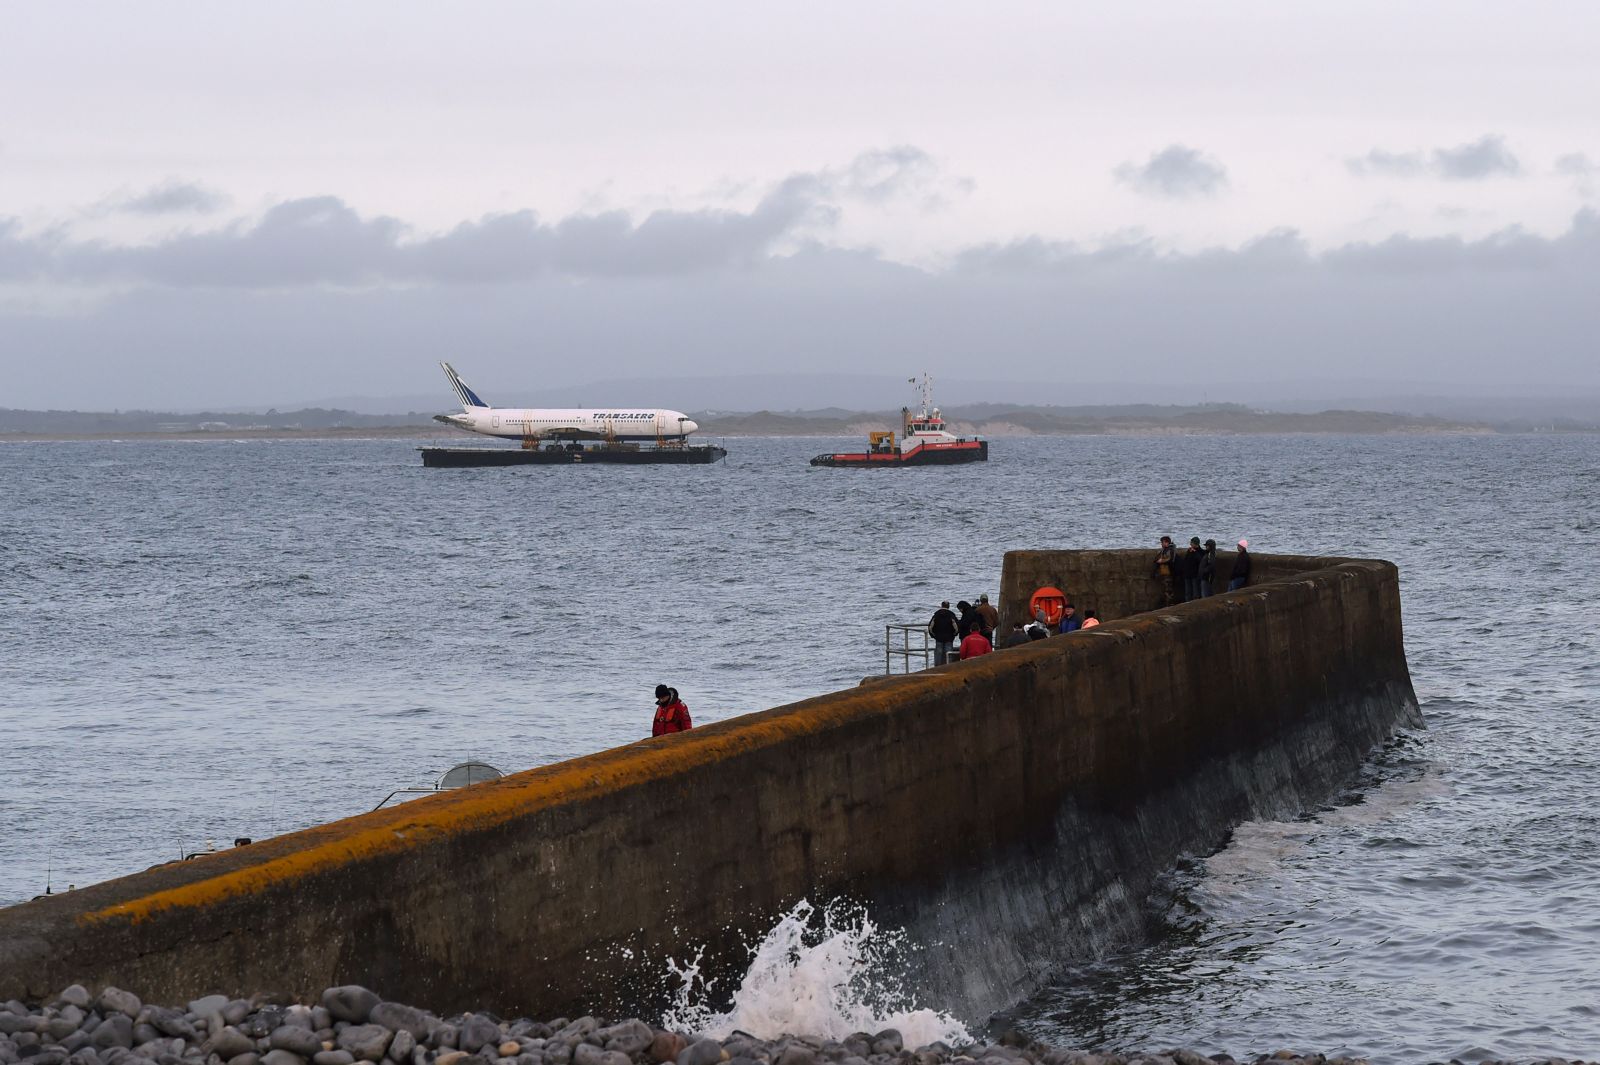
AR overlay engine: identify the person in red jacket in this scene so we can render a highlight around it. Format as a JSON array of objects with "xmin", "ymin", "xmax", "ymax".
[
  {"xmin": 958, "ymin": 627, "xmax": 992, "ymax": 660},
  {"xmin": 651, "ymin": 684, "xmax": 692, "ymax": 736}
]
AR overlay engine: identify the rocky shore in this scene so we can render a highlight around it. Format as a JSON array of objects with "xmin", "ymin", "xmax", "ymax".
[{"xmin": 0, "ymin": 986, "xmax": 1582, "ymax": 1065}]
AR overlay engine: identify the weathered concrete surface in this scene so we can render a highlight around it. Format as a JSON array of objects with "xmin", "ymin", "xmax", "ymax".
[{"xmin": 0, "ymin": 552, "xmax": 1420, "ymax": 1025}]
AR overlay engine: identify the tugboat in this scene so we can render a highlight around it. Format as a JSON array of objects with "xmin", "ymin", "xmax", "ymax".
[{"xmin": 810, "ymin": 374, "xmax": 988, "ymax": 468}]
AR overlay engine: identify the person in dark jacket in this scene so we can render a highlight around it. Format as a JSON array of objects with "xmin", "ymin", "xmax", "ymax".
[
  {"xmin": 1182, "ymin": 537, "xmax": 1204, "ymax": 601},
  {"xmin": 1229, "ymin": 539, "xmax": 1252, "ymax": 591},
  {"xmin": 1199, "ymin": 539, "xmax": 1217, "ymax": 598},
  {"xmin": 927, "ymin": 600, "xmax": 959, "ymax": 665},
  {"xmin": 955, "ymin": 600, "xmax": 979, "ymax": 639},
  {"xmin": 1001, "ymin": 621, "xmax": 1031, "ymax": 648},
  {"xmin": 1058, "ymin": 602, "xmax": 1081, "ymax": 633},
  {"xmin": 651, "ymin": 685, "xmax": 692, "ymax": 736}
]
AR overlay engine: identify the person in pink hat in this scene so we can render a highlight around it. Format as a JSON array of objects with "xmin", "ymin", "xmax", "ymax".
[{"xmin": 1229, "ymin": 538, "xmax": 1252, "ymax": 591}]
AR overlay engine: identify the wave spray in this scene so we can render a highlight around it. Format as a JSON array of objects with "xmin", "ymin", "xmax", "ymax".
[{"xmin": 662, "ymin": 899, "xmax": 971, "ymax": 1048}]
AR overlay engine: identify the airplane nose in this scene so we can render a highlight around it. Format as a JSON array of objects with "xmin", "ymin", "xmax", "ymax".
[{"xmin": 681, "ymin": 419, "xmax": 699, "ymax": 434}]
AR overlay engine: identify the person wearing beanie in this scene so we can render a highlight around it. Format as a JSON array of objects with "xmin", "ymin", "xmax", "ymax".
[
  {"xmin": 974, "ymin": 594, "xmax": 999, "ymax": 640},
  {"xmin": 651, "ymin": 684, "xmax": 692, "ymax": 736},
  {"xmin": 1229, "ymin": 539, "xmax": 1252, "ymax": 591}
]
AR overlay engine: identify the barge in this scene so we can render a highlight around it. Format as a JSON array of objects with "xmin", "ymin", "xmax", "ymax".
[{"xmin": 421, "ymin": 442, "xmax": 726, "ymax": 467}]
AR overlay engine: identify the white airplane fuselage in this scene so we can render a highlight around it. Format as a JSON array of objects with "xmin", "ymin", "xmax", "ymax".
[
  {"xmin": 434, "ymin": 362, "xmax": 699, "ymax": 441},
  {"xmin": 437, "ymin": 406, "xmax": 699, "ymax": 441}
]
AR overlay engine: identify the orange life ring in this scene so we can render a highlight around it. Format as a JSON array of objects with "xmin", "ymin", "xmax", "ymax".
[{"xmin": 1030, "ymin": 586, "xmax": 1067, "ymax": 628}]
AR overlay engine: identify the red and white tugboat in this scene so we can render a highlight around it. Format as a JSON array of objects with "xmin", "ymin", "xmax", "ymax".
[{"xmin": 810, "ymin": 374, "xmax": 988, "ymax": 468}]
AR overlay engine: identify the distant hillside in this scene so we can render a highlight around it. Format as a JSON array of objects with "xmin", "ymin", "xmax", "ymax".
[
  {"xmin": 694, "ymin": 403, "xmax": 1493, "ymax": 436},
  {"xmin": 0, "ymin": 407, "xmax": 432, "ymax": 434}
]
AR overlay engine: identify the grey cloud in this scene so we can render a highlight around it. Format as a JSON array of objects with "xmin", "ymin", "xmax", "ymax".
[
  {"xmin": 1556, "ymin": 153, "xmax": 1596, "ymax": 177},
  {"xmin": 1557, "ymin": 153, "xmax": 1596, "ymax": 196},
  {"xmin": 116, "ymin": 180, "xmax": 229, "ymax": 215},
  {"xmin": 6, "ymin": 211, "xmax": 1596, "ymax": 411},
  {"xmin": 1348, "ymin": 135, "xmax": 1520, "ymax": 180},
  {"xmin": 1114, "ymin": 145, "xmax": 1228, "ymax": 199},
  {"xmin": 958, "ymin": 210, "xmax": 1596, "ymax": 278}
]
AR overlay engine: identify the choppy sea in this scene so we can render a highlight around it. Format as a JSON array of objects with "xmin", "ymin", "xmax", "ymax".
[{"xmin": 2, "ymin": 433, "xmax": 1596, "ymax": 1062}]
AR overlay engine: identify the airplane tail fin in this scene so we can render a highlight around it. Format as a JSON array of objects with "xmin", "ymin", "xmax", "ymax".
[{"xmin": 441, "ymin": 361, "xmax": 490, "ymax": 410}]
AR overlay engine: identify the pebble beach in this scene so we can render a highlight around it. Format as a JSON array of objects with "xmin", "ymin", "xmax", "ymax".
[{"xmin": 1, "ymin": 986, "xmax": 1586, "ymax": 1065}]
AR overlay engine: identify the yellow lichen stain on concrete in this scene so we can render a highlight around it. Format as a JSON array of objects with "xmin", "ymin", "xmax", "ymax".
[{"xmin": 80, "ymin": 670, "xmax": 962, "ymax": 927}]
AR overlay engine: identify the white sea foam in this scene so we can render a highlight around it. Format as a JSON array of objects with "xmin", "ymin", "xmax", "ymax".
[{"xmin": 662, "ymin": 899, "xmax": 971, "ymax": 1048}]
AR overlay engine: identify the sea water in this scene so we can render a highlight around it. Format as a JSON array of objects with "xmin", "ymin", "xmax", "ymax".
[{"xmin": 2, "ymin": 433, "xmax": 1597, "ymax": 1061}]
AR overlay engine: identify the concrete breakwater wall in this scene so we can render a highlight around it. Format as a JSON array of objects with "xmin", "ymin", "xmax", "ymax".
[{"xmin": 0, "ymin": 551, "xmax": 1421, "ymax": 1025}]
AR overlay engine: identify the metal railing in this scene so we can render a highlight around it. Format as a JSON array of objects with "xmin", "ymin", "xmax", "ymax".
[{"xmin": 885, "ymin": 624, "xmax": 933, "ymax": 674}]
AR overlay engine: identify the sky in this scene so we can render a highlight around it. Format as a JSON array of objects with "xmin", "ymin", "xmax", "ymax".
[{"xmin": 2, "ymin": 1, "xmax": 1597, "ymax": 410}]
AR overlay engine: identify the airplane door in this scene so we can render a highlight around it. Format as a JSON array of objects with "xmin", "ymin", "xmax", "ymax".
[{"xmin": 492, "ymin": 414, "xmax": 500, "ymax": 429}]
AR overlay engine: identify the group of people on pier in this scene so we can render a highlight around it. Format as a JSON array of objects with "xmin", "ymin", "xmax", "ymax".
[
  {"xmin": 1152, "ymin": 535, "xmax": 1251, "ymax": 607},
  {"xmin": 924, "ymin": 593, "xmax": 1099, "ymax": 665}
]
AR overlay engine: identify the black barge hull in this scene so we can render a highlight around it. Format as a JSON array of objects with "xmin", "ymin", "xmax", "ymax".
[{"xmin": 422, "ymin": 445, "xmax": 726, "ymax": 468}]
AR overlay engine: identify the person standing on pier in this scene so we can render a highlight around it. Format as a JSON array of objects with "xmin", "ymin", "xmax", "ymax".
[
  {"xmin": 1199, "ymin": 539, "xmax": 1217, "ymax": 597},
  {"xmin": 1182, "ymin": 537, "xmax": 1204, "ymax": 601},
  {"xmin": 1058, "ymin": 602, "xmax": 1081, "ymax": 633},
  {"xmin": 1229, "ymin": 539, "xmax": 1252, "ymax": 591},
  {"xmin": 651, "ymin": 685, "xmax": 692, "ymax": 735},
  {"xmin": 927, "ymin": 600, "xmax": 959, "ymax": 665},
  {"xmin": 1154, "ymin": 535, "xmax": 1178, "ymax": 606},
  {"xmin": 975, "ymin": 594, "xmax": 1000, "ymax": 641}
]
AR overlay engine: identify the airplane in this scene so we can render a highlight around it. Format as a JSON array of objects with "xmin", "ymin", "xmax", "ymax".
[{"xmin": 433, "ymin": 362, "xmax": 700, "ymax": 442}]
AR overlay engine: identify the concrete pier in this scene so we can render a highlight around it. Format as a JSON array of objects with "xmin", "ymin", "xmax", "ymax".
[{"xmin": 0, "ymin": 550, "xmax": 1420, "ymax": 1022}]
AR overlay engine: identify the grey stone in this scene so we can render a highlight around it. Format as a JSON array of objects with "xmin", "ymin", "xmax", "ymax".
[
  {"xmin": 0, "ymin": 1020, "xmax": 37, "ymax": 1038},
  {"xmin": 544, "ymin": 1046, "xmax": 571, "ymax": 1065},
  {"xmin": 572, "ymin": 1048, "xmax": 607, "ymax": 1065},
  {"xmin": 185, "ymin": 1006, "xmax": 226, "ymax": 1027},
  {"xmin": 31, "ymin": 1051, "xmax": 69, "ymax": 1065},
  {"xmin": 368, "ymin": 1010, "xmax": 428, "ymax": 1046},
  {"xmin": 408, "ymin": 1049, "xmax": 427, "ymax": 1065},
  {"xmin": 676, "ymin": 1042, "xmax": 725, "ymax": 1065},
  {"xmin": 457, "ymin": 1021, "xmax": 499, "ymax": 1057},
  {"xmin": 219, "ymin": 1010, "xmax": 249, "ymax": 1032},
  {"xmin": 55, "ymin": 991, "xmax": 91, "ymax": 1013},
  {"xmin": 596, "ymin": 1024, "xmax": 652, "ymax": 1060},
  {"xmin": 279, "ymin": 1013, "xmax": 313, "ymax": 1035},
  {"xmin": 428, "ymin": 1028, "xmax": 457, "ymax": 1052},
  {"xmin": 225, "ymin": 1055, "xmax": 261, "ymax": 1065},
  {"xmin": 67, "ymin": 1049, "xmax": 101, "ymax": 1065},
  {"xmin": 383, "ymin": 1033, "xmax": 413, "ymax": 1065},
  {"xmin": 317, "ymin": 993, "xmax": 377, "ymax": 1029},
  {"xmin": 261, "ymin": 1052, "xmax": 305, "ymax": 1065},
  {"xmin": 47, "ymin": 1019, "xmax": 81, "ymax": 1042},
  {"xmin": 205, "ymin": 1031, "xmax": 253, "ymax": 1061},
  {"xmin": 313, "ymin": 1053, "xmax": 355, "ymax": 1065},
  {"xmin": 777, "ymin": 1048, "xmax": 817, "ymax": 1065},
  {"xmin": 131, "ymin": 1027, "xmax": 161, "ymax": 1047},
  {"xmin": 306, "ymin": 1018, "xmax": 330, "ymax": 1041},
  {"xmin": 268, "ymin": 1032, "xmax": 321, "ymax": 1059},
  {"xmin": 551, "ymin": 1022, "xmax": 595, "ymax": 1050},
  {"xmin": 146, "ymin": 1014, "xmax": 196, "ymax": 1043},
  {"xmin": 334, "ymin": 1028, "xmax": 390, "ymax": 1064},
  {"xmin": 57, "ymin": 1036, "xmax": 89, "ymax": 1056}
]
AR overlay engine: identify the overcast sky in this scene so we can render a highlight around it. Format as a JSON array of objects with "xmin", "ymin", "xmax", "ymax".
[{"xmin": 2, "ymin": 1, "xmax": 1597, "ymax": 410}]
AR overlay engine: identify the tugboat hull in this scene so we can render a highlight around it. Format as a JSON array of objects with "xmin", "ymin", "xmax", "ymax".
[{"xmin": 810, "ymin": 440, "xmax": 988, "ymax": 468}]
